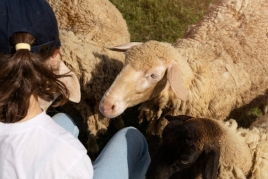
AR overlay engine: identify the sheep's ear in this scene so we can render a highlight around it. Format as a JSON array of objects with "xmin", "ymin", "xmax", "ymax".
[
  {"xmin": 167, "ymin": 62, "xmax": 189, "ymax": 101},
  {"xmin": 202, "ymin": 144, "xmax": 220, "ymax": 179},
  {"xmin": 107, "ymin": 42, "xmax": 143, "ymax": 52},
  {"xmin": 57, "ymin": 59, "xmax": 81, "ymax": 103},
  {"xmin": 165, "ymin": 115, "xmax": 193, "ymax": 122},
  {"xmin": 39, "ymin": 52, "xmax": 81, "ymax": 111}
]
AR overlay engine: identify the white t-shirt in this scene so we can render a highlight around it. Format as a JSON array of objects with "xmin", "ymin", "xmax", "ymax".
[{"xmin": 0, "ymin": 111, "xmax": 93, "ymax": 179}]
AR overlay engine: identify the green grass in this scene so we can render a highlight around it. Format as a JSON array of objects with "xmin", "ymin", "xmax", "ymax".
[
  {"xmin": 110, "ymin": 0, "xmax": 216, "ymax": 43},
  {"xmin": 228, "ymin": 106, "xmax": 265, "ymax": 128}
]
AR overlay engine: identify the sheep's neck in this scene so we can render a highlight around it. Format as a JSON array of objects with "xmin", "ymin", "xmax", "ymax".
[{"xmin": 200, "ymin": 119, "xmax": 223, "ymax": 143}]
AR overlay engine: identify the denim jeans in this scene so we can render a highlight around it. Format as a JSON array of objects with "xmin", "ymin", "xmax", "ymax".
[
  {"xmin": 52, "ymin": 113, "xmax": 79, "ymax": 138},
  {"xmin": 52, "ymin": 113, "xmax": 151, "ymax": 179}
]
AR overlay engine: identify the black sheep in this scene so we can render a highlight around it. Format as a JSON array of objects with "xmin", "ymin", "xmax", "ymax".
[{"xmin": 146, "ymin": 115, "xmax": 252, "ymax": 179}]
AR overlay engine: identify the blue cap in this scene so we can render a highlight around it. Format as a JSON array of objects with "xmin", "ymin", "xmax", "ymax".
[{"xmin": 0, "ymin": 0, "xmax": 61, "ymax": 53}]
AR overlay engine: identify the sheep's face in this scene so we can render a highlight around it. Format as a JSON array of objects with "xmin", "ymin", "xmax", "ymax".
[
  {"xmin": 99, "ymin": 41, "xmax": 189, "ymax": 118},
  {"xmin": 146, "ymin": 118, "xmax": 204, "ymax": 179},
  {"xmin": 99, "ymin": 59, "xmax": 168, "ymax": 118}
]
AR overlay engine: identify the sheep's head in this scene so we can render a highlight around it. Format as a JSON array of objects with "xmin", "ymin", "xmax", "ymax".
[
  {"xmin": 147, "ymin": 115, "xmax": 203, "ymax": 179},
  {"xmin": 99, "ymin": 40, "xmax": 189, "ymax": 118},
  {"xmin": 146, "ymin": 115, "xmax": 221, "ymax": 179}
]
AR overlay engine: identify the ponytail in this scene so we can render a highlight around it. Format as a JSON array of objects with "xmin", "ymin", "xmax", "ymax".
[{"xmin": 0, "ymin": 33, "xmax": 69, "ymax": 123}]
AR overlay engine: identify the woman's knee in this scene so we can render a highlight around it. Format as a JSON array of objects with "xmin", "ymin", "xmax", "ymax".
[
  {"xmin": 120, "ymin": 127, "xmax": 149, "ymax": 151},
  {"xmin": 117, "ymin": 127, "xmax": 144, "ymax": 140}
]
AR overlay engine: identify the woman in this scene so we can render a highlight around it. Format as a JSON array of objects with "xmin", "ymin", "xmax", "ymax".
[{"xmin": 0, "ymin": 0, "xmax": 150, "ymax": 178}]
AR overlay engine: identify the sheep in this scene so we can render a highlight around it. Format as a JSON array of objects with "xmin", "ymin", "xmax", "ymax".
[
  {"xmin": 46, "ymin": 0, "xmax": 131, "ymax": 155},
  {"xmin": 147, "ymin": 114, "xmax": 268, "ymax": 179},
  {"xmin": 246, "ymin": 113, "xmax": 268, "ymax": 178},
  {"xmin": 99, "ymin": 0, "xmax": 268, "ymax": 135},
  {"xmin": 146, "ymin": 115, "xmax": 253, "ymax": 179}
]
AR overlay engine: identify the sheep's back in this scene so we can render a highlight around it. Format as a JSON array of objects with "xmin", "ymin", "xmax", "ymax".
[
  {"xmin": 217, "ymin": 120, "xmax": 252, "ymax": 178},
  {"xmin": 139, "ymin": 0, "xmax": 268, "ymax": 137},
  {"xmin": 172, "ymin": 0, "xmax": 268, "ymax": 120},
  {"xmin": 47, "ymin": 0, "xmax": 130, "ymax": 46}
]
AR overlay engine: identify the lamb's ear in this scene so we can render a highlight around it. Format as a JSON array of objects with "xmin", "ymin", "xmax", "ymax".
[
  {"xmin": 202, "ymin": 144, "xmax": 220, "ymax": 179},
  {"xmin": 107, "ymin": 42, "xmax": 143, "ymax": 52},
  {"xmin": 167, "ymin": 62, "xmax": 189, "ymax": 101}
]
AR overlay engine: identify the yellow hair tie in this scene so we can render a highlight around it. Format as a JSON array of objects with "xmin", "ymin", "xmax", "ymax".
[{"xmin": 15, "ymin": 43, "xmax": 31, "ymax": 51}]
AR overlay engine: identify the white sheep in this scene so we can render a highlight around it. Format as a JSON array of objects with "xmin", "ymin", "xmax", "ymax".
[
  {"xmin": 146, "ymin": 114, "xmax": 268, "ymax": 179},
  {"xmin": 215, "ymin": 114, "xmax": 268, "ymax": 178},
  {"xmin": 246, "ymin": 113, "xmax": 268, "ymax": 178},
  {"xmin": 99, "ymin": 0, "xmax": 268, "ymax": 135},
  {"xmin": 46, "ymin": 0, "xmax": 130, "ymax": 154}
]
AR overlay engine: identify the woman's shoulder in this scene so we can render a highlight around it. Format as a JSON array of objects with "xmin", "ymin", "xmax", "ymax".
[
  {"xmin": 0, "ymin": 111, "xmax": 93, "ymax": 179},
  {"xmin": 35, "ymin": 112, "xmax": 87, "ymax": 151}
]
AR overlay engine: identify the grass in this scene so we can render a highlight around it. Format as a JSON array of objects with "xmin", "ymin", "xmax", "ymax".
[{"xmin": 110, "ymin": 0, "xmax": 216, "ymax": 43}]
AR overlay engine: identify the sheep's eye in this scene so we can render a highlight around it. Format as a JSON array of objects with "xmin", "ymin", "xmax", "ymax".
[{"xmin": 150, "ymin": 73, "xmax": 158, "ymax": 79}]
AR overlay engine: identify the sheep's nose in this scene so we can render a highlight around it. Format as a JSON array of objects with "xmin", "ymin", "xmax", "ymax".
[{"xmin": 99, "ymin": 101, "xmax": 118, "ymax": 117}]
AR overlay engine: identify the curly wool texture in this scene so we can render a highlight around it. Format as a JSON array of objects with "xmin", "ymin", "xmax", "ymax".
[
  {"xmin": 220, "ymin": 116, "xmax": 268, "ymax": 179},
  {"xmin": 212, "ymin": 119, "xmax": 252, "ymax": 179},
  {"xmin": 148, "ymin": 116, "xmax": 268, "ymax": 178},
  {"xmin": 196, "ymin": 117, "xmax": 268, "ymax": 178},
  {"xmin": 136, "ymin": 0, "xmax": 268, "ymax": 134},
  {"xmin": 47, "ymin": 0, "xmax": 130, "ymax": 152},
  {"xmin": 47, "ymin": 0, "xmax": 129, "ymax": 46},
  {"xmin": 191, "ymin": 117, "xmax": 268, "ymax": 178}
]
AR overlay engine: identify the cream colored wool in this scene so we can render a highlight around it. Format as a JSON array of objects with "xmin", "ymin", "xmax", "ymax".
[
  {"xmin": 108, "ymin": 0, "xmax": 268, "ymax": 135},
  {"xmin": 47, "ymin": 0, "xmax": 130, "ymax": 153},
  {"xmin": 224, "ymin": 116, "xmax": 268, "ymax": 179},
  {"xmin": 193, "ymin": 118, "xmax": 253, "ymax": 178},
  {"xmin": 195, "ymin": 117, "xmax": 268, "ymax": 178},
  {"xmin": 215, "ymin": 119, "xmax": 251, "ymax": 179},
  {"xmin": 171, "ymin": 0, "xmax": 268, "ymax": 120},
  {"xmin": 170, "ymin": 0, "xmax": 268, "ymax": 119},
  {"xmin": 197, "ymin": 117, "xmax": 268, "ymax": 178},
  {"xmin": 148, "ymin": 116, "xmax": 268, "ymax": 178},
  {"xmin": 47, "ymin": 0, "xmax": 129, "ymax": 47}
]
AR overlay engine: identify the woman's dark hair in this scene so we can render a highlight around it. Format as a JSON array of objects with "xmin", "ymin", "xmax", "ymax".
[{"xmin": 0, "ymin": 32, "xmax": 69, "ymax": 123}]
